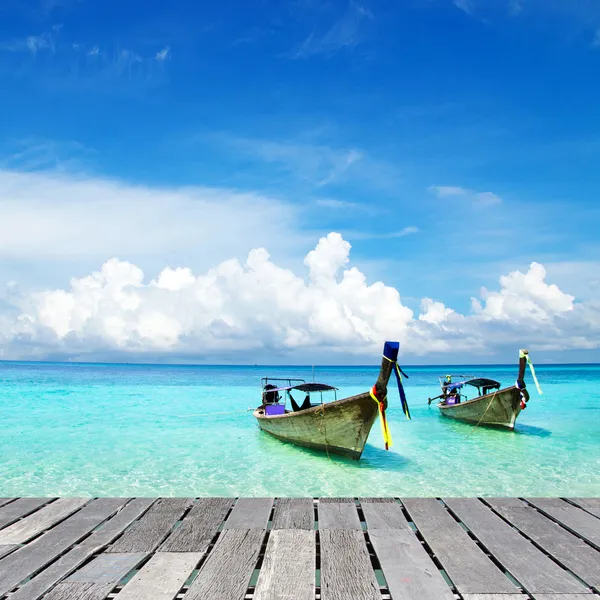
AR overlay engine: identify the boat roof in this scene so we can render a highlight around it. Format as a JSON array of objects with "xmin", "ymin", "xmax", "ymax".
[
  {"xmin": 443, "ymin": 377, "xmax": 501, "ymax": 390},
  {"xmin": 265, "ymin": 382, "xmax": 338, "ymax": 393}
]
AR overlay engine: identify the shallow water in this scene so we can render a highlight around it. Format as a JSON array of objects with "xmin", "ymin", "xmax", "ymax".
[{"xmin": 0, "ymin": 361, "xmax": 599, "ymax": 497}]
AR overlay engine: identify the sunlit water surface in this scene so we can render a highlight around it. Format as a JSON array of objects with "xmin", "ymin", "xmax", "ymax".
[{"xmin": 1, "ymin": 362, "xmax": 598, "ymax": 497}]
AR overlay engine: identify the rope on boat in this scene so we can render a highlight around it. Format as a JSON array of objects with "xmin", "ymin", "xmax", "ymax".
[{"xmin": 462, "ymin": 389, "xmax": 499, "ymax": 440}]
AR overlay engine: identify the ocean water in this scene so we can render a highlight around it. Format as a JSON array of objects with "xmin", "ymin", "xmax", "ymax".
[{"xmin": 0, "ymin": 361, "xmax": 599, "ymax": 497}]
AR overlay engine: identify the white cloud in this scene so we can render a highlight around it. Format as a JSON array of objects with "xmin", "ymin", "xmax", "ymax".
[
  {"xmin": 454, "ymin": 0, "xmax": 474, "ymax": 15},
  {"xmin": 430, "ymin": 185, "xmax": 503, "ymax": 207},
  {"xmin": 1, "ymin": 232, "xmax": 599, "ymax": 361},
  {"xmin": 155, "ymin": 47, "xmax": 170, "ymax": 61},
  {"xmin": 294, "ymin": 2, "xmax": 374, "ymax": 58},
  {"xmin": 0, "ymin": 169, "xmax": 307, "ymax": 281}
]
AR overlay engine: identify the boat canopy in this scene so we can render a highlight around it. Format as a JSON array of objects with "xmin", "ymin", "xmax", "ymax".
[
  {"xmin": 264, "ymin": 382, "xmax": 338, "ymax": 393},
  {"xmin": 465, "ymin": 377, "xmax": 501, "ymax": 389}
]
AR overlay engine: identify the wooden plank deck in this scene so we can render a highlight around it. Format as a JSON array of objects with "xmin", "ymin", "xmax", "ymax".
[{"xmin": 0, "ymin": 498, "xmax": 598, "ymax": 599}]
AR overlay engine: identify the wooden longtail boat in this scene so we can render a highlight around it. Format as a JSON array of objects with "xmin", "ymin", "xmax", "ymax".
[
  {"xmin": 428, "ymin": 349, "xmax": 541, "ymax": 428},
  {"xmin": 253, "ymin": 341, "xmax": 410, "ymax": 459}
]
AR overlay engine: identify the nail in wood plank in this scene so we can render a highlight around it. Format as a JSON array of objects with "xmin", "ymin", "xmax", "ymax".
[
  {"xmin": 0, "ymin": 499, "xmax": 54, "ymax": 531},
  {"xmin": 0, "ymin": 498, "xmax": 129, "ymax": 598},
  {"xmin": 318, "ymin": 500, "xmax": 361, "ymax": 530},
  {"xmin": 160, "ymin": 498, "xmax": 232, "ymax": 552},
  {"xmin": 402, "ymin": 498, "xmax": 517, "ymax": 594},
  {"xmin": 526, "ymin": 498, "xmax": 600, "ymax": 549},
  {"xmin": 272, "ymin": 498, "xmax": 314, "ymax": 530},
  {"xmin": 320, "ymin": 529, "xmax": 379, "ymax": 600},
  {"xmin": 487, "ymin": 498, "xmax": 600, "ymax": 589},
  {"xmin": 44, "ymin": 553, "xmax": 146, "ymax": 600},
  {"xmin": 444, "ymin": 498, "xmax": 587, "ymax": 594},
  {"xmin": 108, "ymin": 498, "xmax": 192, "ymax": 553},
  {"xmin": 0, "ymin": 498, "xmax": 89, "ymax": 544},
  {"xmin": 361, "ymin": 500, "xmax": 411, "ymax": 530},
  {"xmin": 8, "ymin": 499, "xmax": 154, "ymax": 600},
  {"xmin": 223, "ymin": 498, "xmax": 273, "ymax": 530},
  {"xmin": 254, "ymin": 530, "xmax": 315, "ymax": 600},
  {"xmin": 370, "ymin": 528, "xmax": 455, "ymax": 600},
  {"xmin": 112, "ymin": 552, "xmax": 202, "ymax": 600},
  {"xmin": 185, "ymin": 529, "xmax": 265, "ymax": 600}
]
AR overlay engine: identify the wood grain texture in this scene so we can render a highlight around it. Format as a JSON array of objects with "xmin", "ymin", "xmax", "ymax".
[
  {"xmin": 526, "ymin": 498, "xmax": 600, "ymax": 549},
  {"xmin": 0, "ymin": 498, "xmax": 89, "ymax": 544},
  {"xmin": 444, "ymin": 498, "xmax": 587, "ymax": 594},
  {"xmin": 272, "ymin": 498, "xmax": 314, "ymax": 530},
  {"xmin": 108, "ymin": 498, "xmax": 192, "ymax": 553},
  {"xmin": 402, "ymin": 498, "xmax": 517, "ymax": 594},
  {"xmin": 253, "ymin": 530, "xmax": 315, "ymax": 600},
  {"xmin": 8, "ymin": 498, "xmax": 154, "ymax": 600},
  {"xmin": 44, "ymin": 553, "xmax": 147, "ymax": 600},
  {"xmin": 0, "ymin": 498, "xmax": 128, "ymax": 598},
  {"xmin": 0, "ymin": 545, "xmax": 17, "ymax": 559},
  {"xmin": 568, "ymin": 498, "xmax": 600, "ymax": 519},
  {"xmin": 116, "ymin": 552, "xmax": 202, "ymax": 600},
  {"xmin": 223, "ymin": 498, "xmax": 272, "ymax": 530},
  {"xmin": 486, "ymin": 498, "xmax": 600, "ymax": 589},
  {"xmin": 320, "ymin": 529, "xmax": 380, "ymax": 600},
  {"xmin": 370, "ymin": 529, "xmax": 455, "ymax": 600},
  {"xmin": 0, "ymin": 498, "xmax": 53, "ymax": 530},
  {"xmin": 462, "ymin": 596, "xmax": 531, "ymax": 600},
  {"xmin": 161, "ymin": 498, "xmax": 232, "ymax": 552},
  {"xmin": 531, "ymin": 596, "xmax": 597, "ymax": 600},
  {"xmin": 184, "ymin": 529, "xmax": 265, "ymax": 600},
  {"xmin": 362, "ymin": 500, "xmax": 411, "ymax": 530},
  {"xmin": 318, "ymin": 500, "xmax": 361, "ymax": 530}
]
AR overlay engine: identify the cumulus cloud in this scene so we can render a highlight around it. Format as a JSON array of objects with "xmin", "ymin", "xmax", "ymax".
[{"xmin": 0, "ymin": 233, "xmax": 598, "ymax": 361}]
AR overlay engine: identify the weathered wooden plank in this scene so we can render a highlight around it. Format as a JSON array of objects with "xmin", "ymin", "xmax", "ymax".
[
  {"xmin": 108, "ymin": 498, "xmax": 191, "ymax": 553},
  {"xmin": 0, "ymin": 545, "xmax": 17, "ymax": 559},
  {"xmin": 8, "ymin": 499, "xmax": 154, "ymax": 600},
  {"xmin": 0, "ymin": 498, "xmax": 53, "ymax": 530},
  {"xmin": 531, "ymin": 596, "xmax": 598, "ymax": 600},
  {"xmin": 444, "ymin": 498, "xmax": 587, "ymax": 594},
  {"xmin": 318, "ymin": 500, "xmax": 361, "ymax": 530},
  {"xmin": 253, "ymin": 530, "xmax": 315, "ymax": 600},
  {"xmin": 370, "ymin": 529, "xmax": 455, "ymax": 600},
  {"xmin": 527, "ymin": 498, "xmax": 600, "ymax": 549},
  {"xmin": 160, "ymin": 497, "xmax": 231, "ymax": 552},
  {"xmin": 401, "ymin": 498, "xmax": 517, "ymax": 594},
  {"xmin": 272, "ymin": 498, "xmax": 314, "ymax": 530},
  {"xmin": 362, "ymin": 500, "xmax": 411, "ymax": 530},
  {"xmin": 0, "ymin": 498, "xmax": 128, "ymax": 598},
  {"xmin": 184, "ymin": 529, "xmax": 265, "ymax": 600},
  {"xmin": 0, "ymin": 499, "xmax": 16, "ymax": 508},
  {"xmin": 320, "ymin": 529, "xmax": 379, "ymax": 600},
  {"xmin": 44, "ymin": 553, "xmax": 147, "ymax": 600},
  {"xmin": 0, "ymin": 498, "xmax": 89, "ymax": 544},
  {"xmin": 487, "ymin": 498, "xmax": 600, "ymax": 589},
  {"xmin": 223, "ymin": 498, "xmax": 273, "ymax": 530},
  {"xmin": 111, "ymin": 552, "xmax": 201, "ymax": 600},
  {"xmin": 567, "ymin": 498, "xmax": 600, "ymax": 519},
  {"xmin": 462, "ymin": 596, "xmax": 530, "ymax": 600}
]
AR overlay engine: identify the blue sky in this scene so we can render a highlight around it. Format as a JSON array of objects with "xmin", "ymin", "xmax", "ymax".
[{"xmin": 0, "ymin": 0, "xmax": 599, "ymax": 363}]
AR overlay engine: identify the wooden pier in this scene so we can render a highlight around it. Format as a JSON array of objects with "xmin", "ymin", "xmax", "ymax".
[{"xmin": 0, "ymin": 497, "xmax": 599, "ymax": 599}]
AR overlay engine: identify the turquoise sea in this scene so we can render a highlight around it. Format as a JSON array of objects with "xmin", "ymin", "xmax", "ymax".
[{"xmin": 0, "ymin": 361, "xmax": 599, "ymax": 497}]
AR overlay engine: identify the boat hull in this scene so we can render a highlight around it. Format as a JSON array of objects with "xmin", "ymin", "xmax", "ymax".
[
  {"xmin": 438, "ymin": 386, "xmax": 522, "ymax": 428},
  {"xmin": 254, "ymin": 392, "xmax": 379, "ymax": 459}
]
